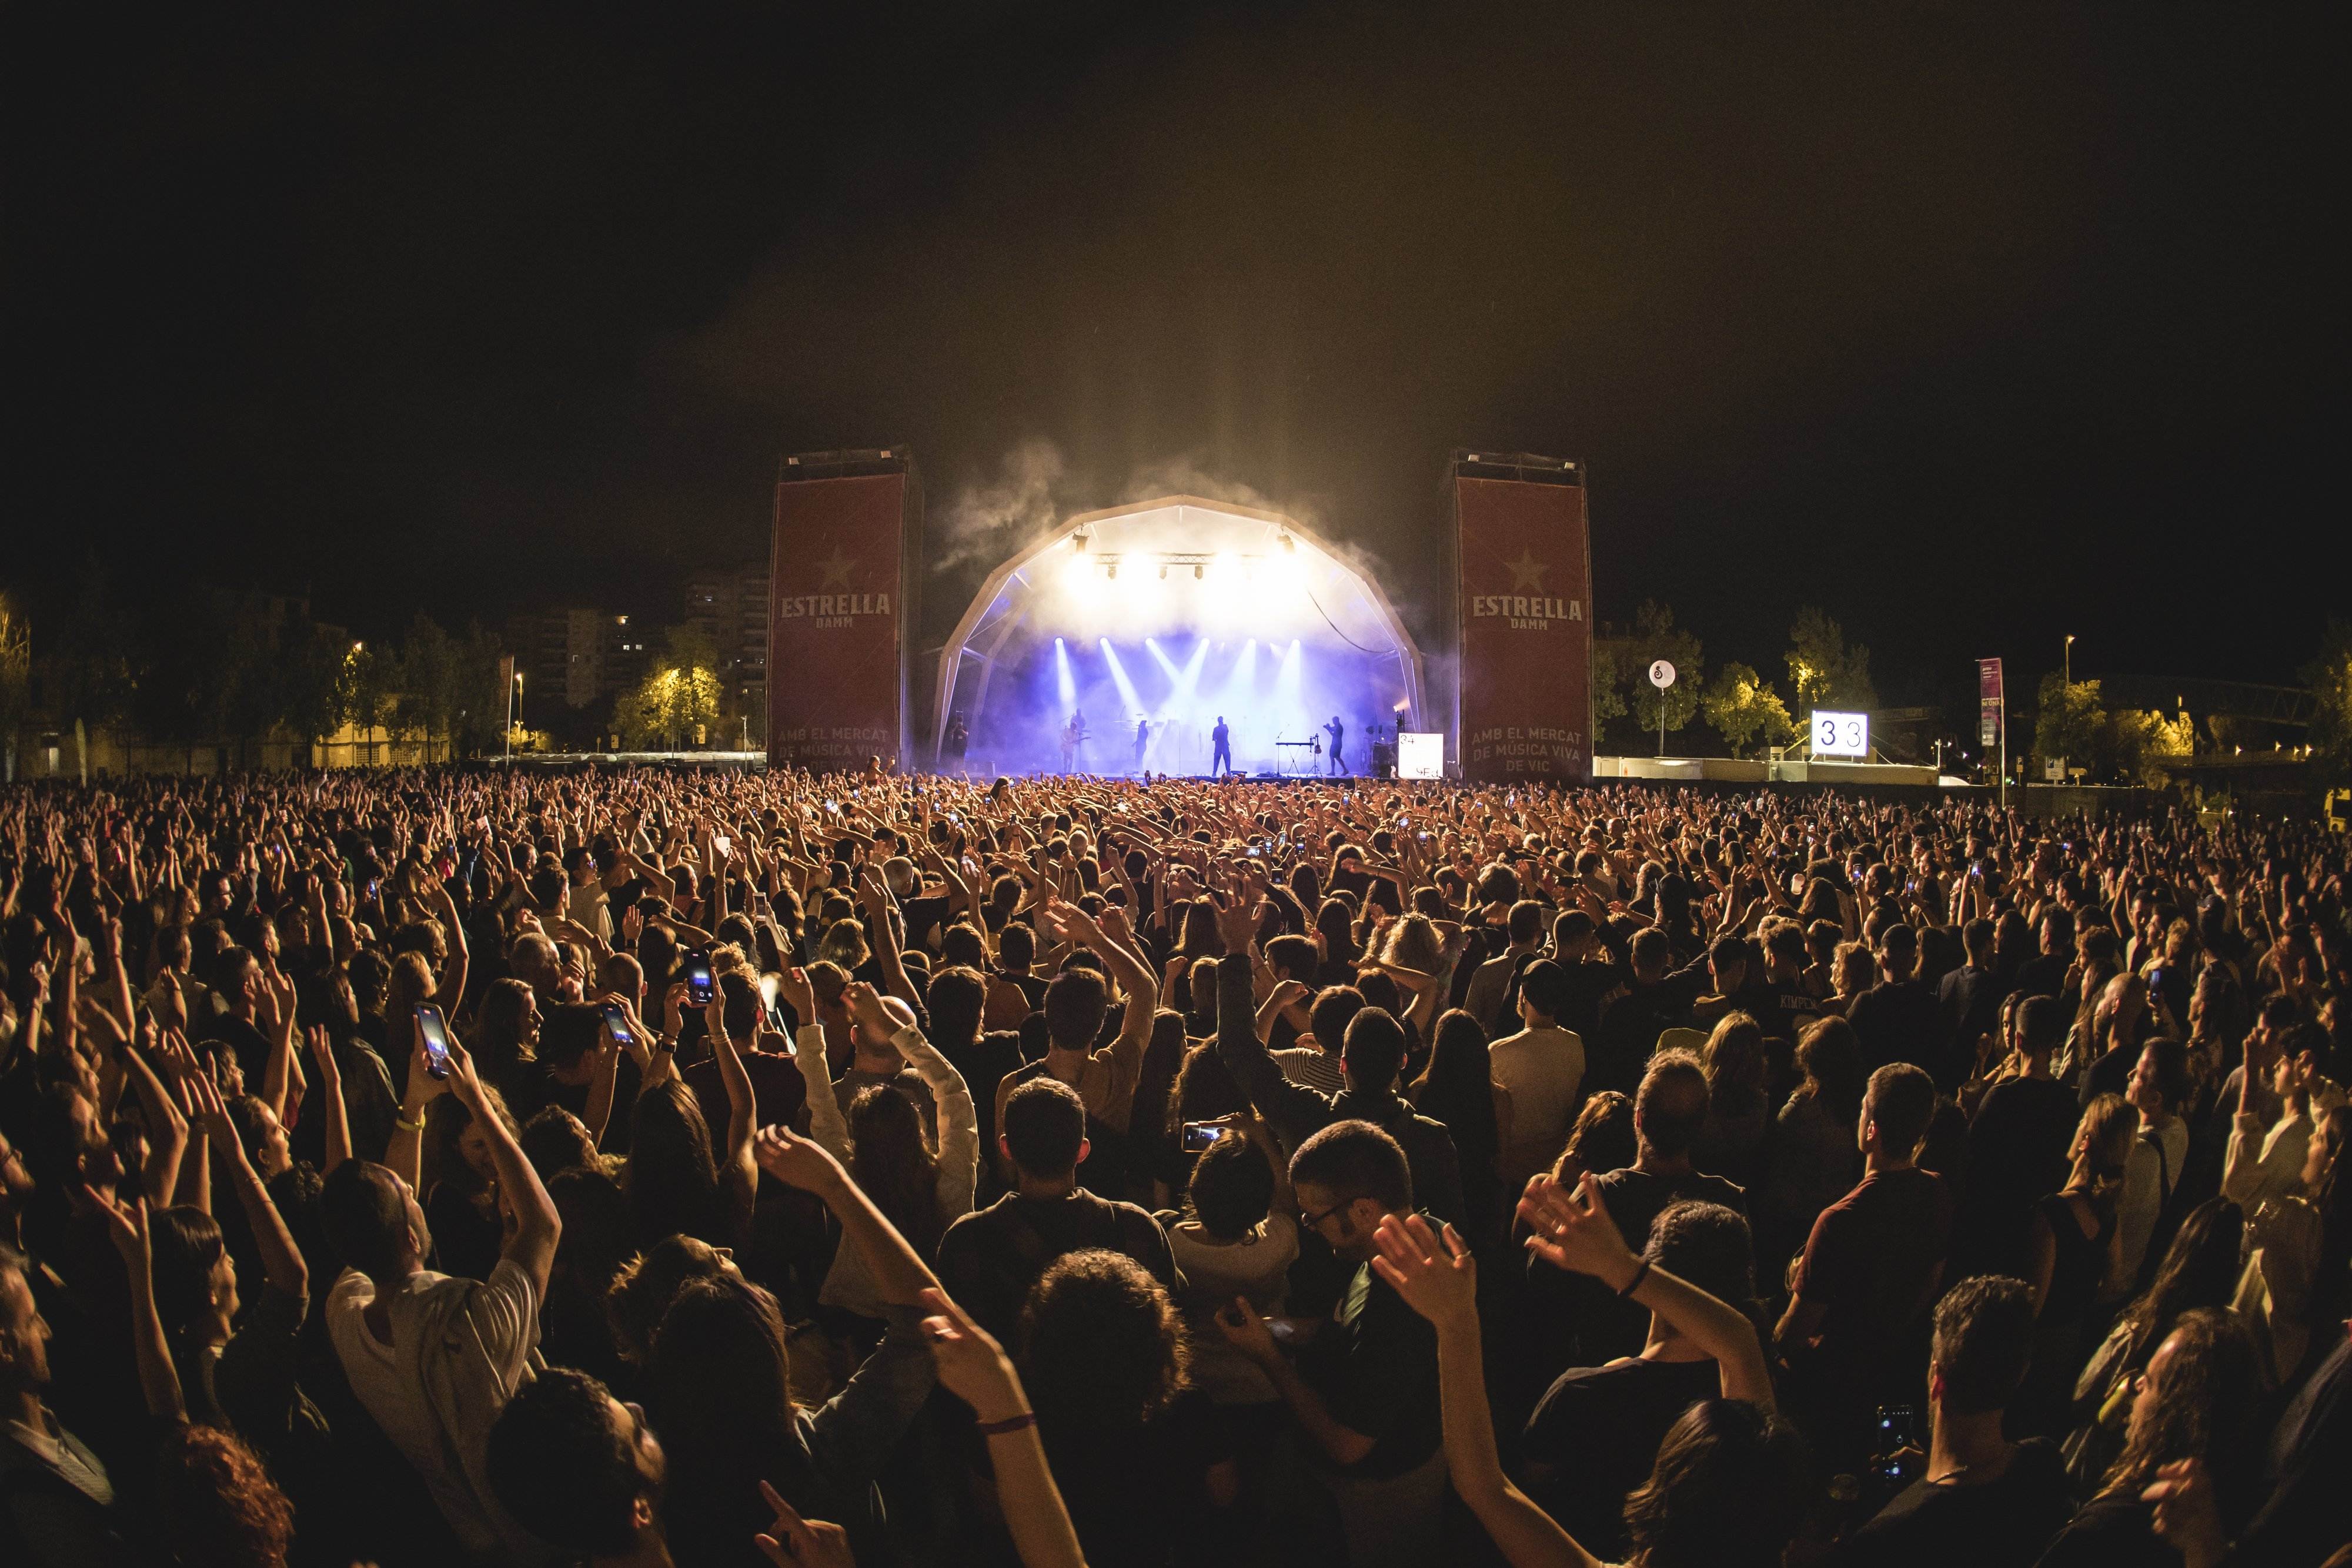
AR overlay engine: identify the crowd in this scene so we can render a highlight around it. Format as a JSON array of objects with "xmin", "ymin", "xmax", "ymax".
[{"xmin": 1, "ymin": 762, "xmax": 2348, "ymax": 1567}]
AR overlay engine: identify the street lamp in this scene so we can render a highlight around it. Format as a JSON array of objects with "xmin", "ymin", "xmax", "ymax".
[{"xmin": 2064, "ymin": 634, "xmax": 2075, "ymax": 686}]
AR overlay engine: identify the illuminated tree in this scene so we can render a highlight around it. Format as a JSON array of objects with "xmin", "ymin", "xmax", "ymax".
[
  {"xmin": 1703, "ymin": 662, "xmax": 1796, "ymax": 757},
  {"xmin": 2033, "ymin": 673, "xmax": 2104, "ymax": 779},
  {"xmin": 614, "ymin": 626, "xmax": 723, "ymax": 750},
  {"xmin": 1786, "ymin": 606, "xmax": 1877, "ymax": 714}
]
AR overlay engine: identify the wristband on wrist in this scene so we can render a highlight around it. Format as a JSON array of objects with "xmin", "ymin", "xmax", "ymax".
[
  {"xmin": 975, "ymin": 1410, "xmax": 1037, "ymax": 1436},
  {"xmin": 1616, "ymin": 1258, "xmax": 1652, "ymax": 1299},
  {"xmin": 395, "ymin": 1112, "xmax": 426, "ymax": 1134}
]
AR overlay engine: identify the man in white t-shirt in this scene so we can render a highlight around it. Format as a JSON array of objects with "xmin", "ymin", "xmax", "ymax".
[
  {"xmin": 323, "ymin": 1026, "xmax": 561, "ymax": 1565},
  {"xmin": 1487, "ymin": 959, "xmax": 1586, "ymax": 1189}
]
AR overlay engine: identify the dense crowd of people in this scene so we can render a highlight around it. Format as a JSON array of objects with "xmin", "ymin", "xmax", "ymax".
[{"xmin": 1, "ymin": 763, "xmax": 2347, "ymax": 1567}]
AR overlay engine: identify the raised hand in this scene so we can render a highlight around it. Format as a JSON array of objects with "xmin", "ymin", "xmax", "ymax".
[
  {"xmin": 753, "ymin": 1125, "xmax": 845, "ymax": 1193},
  {"xmin": 753, "ymin": 1482, "xmax": 856, "ymax": 1568},
  {"xmin": 1214, "ymin": 895, "xmax": 1261, "ymax": 954},
  {"xmin": 1370, "ymin": 1213, "xmax": 1478, "ymax": 1330},
  {"xmin": 85, "ymin": 1182, "xmax": 151, "ymax": 1272},
  {"xmin": 918, "ymin": 1287, "xmax": 1031, "ymax": 1423},
  {"xmin": 1518, "ymin": 1172, "xmax": 1641, "ymax": 1285},
  {"xmin": 840, "ymin": 980, "xmax": 891, "ymax": 1035}
]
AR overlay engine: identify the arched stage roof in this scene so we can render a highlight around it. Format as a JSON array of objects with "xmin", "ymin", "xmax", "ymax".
[{"xmin": 931, "ymin": 494, "xmax": 1426, "ymax": 758}]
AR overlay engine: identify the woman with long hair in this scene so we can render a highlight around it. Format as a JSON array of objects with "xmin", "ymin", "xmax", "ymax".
[
  {"xmin": 2016, "ymin": 1094, "xmax": 2136, "ymax": 1435},
  {"xmin": 2037, "ymin": 1308, "xmax": 2264, "ymax": 1565},
  {"xmin": 422, "ymin": 1083, "xmax": 517, "ymax": 1281},
  {"xmin": 1691, "ymin": 1012, "xmax": 1770, "ymax": 1191},
  {"xmin": 797, "ymin": 978, "xmax": 977, "ymax": 1318},
  {"xmin": 1759, "ymin": 1018, "xmax": 1865, "ymax": 1269},
  {"xmin": 2062, "ymin": 1196, "xmax": 2245, "ymax": 1490},
  {"xmin": 1411, "ymin": 1009, "xmax": 1511, "ymax": 1246}
]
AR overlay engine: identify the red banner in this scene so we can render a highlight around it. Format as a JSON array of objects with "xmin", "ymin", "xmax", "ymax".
[
  {"xmin": 1454, "ymin": 468, "xmax": 1593, "ymax": 783},
  {"xmin": 767, "ymin": 470, "xmax": 908, "ymax": 770}
]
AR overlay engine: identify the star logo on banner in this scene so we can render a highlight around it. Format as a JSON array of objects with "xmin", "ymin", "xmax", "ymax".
[
  {"xmin": 816, "ymin": 546, "xmax": 856, "ymax": 589},
  {"xmin": 1505, "ymin": 549, "xmax": 1548, "ymax": 591}
]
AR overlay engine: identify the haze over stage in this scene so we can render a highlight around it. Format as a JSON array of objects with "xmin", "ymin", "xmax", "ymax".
[{"xmin": 932, "ymin": 497, "xmax": 1424, "ymax": 777}]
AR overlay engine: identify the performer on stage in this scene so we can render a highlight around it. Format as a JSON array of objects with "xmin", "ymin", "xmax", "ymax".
[
  {"xmin": 1063, "ymin": 708, "xmax": 1087, "ymax": 773},
  {"xmin": 1212, "ymin": 715, "xmax": 1232, "ymax": 777},
  {"xmin": 1133, "ymin": 716, "xmax": 1150, "ymax": 772},
  {"xmin": 1325, "ymin": 714, "xmax": 1347, "ymax": 775}
]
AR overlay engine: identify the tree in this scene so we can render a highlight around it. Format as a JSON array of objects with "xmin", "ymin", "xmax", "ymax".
[
  {"xmin": 0, "ymin": 591, "xmax": 29, "ymax": 782},
  {"xmin": 39, "ymin": 562, "xmax": 136, "ymax": 783},
  {"xmin": 1589, "ymin": 644, "xmax": 1628, "ymax": 734},
  {"xmin": 276, "ymin": 612, "xmax": 346, "ymax": 763},
  {"xmin": 2033, "ymin": 673, "xmax": 2105, "ymax": 779},
  {"xmin": 613, "ymin": 624, "xmax": 723, "ymax": 750},
  {"xmin": 393, "ymin": 613, "xmax": 462, "ymax": 759},
  {"xmin": 1627, "ymin": 600, "xmax": 1703, "ymax": 741},
  {"xmin": 339, "ymin": 643, "xmax": 394, "ymax": 765},
  {"xmin": 2109, "ymin": 708, "xmax": 2194, "ymax": 787},
  {"xmin": 2301, "ymin": 620, "xmax": 2352, "ymax": 798},
  {"xmin": 1702, "ymin": 662, "xmax": 1796, "ymax": 758},
  {"xmin": 1786, "ymin": 606, "xmax": 1877, "ymax": 716}
]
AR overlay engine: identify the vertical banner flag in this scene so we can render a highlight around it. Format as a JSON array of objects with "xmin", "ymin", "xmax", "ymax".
[
  {"xmin": 769, "ymin": 456, "xmax": 914, "ymax": 770},
  {"xmin": 1977, "ymin": 657, "xmax": 2003, "ymax": 747},
  {"xmin": 1452, "ymin": 455, "xmax": 1593, "ymax": 783}
]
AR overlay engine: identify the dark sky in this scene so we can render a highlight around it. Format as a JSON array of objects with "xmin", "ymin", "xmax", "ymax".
[{"xmin": 7, "ymin": 2, "xmax": 2343, "ymax": 703}]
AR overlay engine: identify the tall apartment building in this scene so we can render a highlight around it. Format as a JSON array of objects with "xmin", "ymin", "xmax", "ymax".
[
  {"xmin": 684, "ymin": 564, "xmax": 770, "ymax": 742},
  {"xmin": 506, "ymin": 607, "xmax": 630, "ymax": 713}
]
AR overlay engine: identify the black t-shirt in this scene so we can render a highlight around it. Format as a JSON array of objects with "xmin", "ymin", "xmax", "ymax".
[
  {"xmin": 1042, "ymin": 1386, "xmax": 1230, "ymax": 1567},
  {"xmin": 936, "ymin": 1189, "xmax": 1178, "ymax": 1344},
  {"xmin": 2032, "ymin": 1492, "xmax": 2172, "ymax": 1568},
  {"xmin": 1835, "ymin": 1437, "xmax": 2075, "ymax": 1567},
  {"xmin": 1522, "ymin": 1357, "xmax": 1722, "ymax": 1559},
  {"xmin": 901, "ymin": 893, "xmax": 951, "ymax": 954},
  {"xmin": 1846, "ymin": 979, "xmax": 1953, "ymax": 1087},
  {"xmin": 1296, "ymin": 1257, "xmax": 1441, "ymax": 1479}
]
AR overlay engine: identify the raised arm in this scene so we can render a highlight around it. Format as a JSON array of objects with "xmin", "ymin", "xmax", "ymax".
[
  {"xmin": 190, "ymin": 1069, "xmax": 307, "ymax": 1303},
  {"xmin": 756, "ymin": 1126, "xmax": 938, "ymax": 1306},
  {"xmin": 445, "ymin": 1035, "xmax": 560, "ymax": 1294},
  {"xmin": 890, "ymin": 1011, "xmax": 980, "ymax": 1220},
  {"xmin": 777, "ymin": 967, "xmax": 851, "ymax": 1161},
  {"xmin": 1212, "ymin": 918, "xmax": 1325, "ymax": 1150},
  {"xmin": 1521, "ymin": 1174, "xmax": 1775, "ymax": 1407},
  {"xmin": 921, "ymin": 1288, "xmax": 1091, "ymax": 1568},
  {"xmin": 304, "ymin": 1026, "xmax": 352, "ymax": 1177},
  {"xmin": 90, "ymin": 1187, "xmax": 186, "ymax": 1422},
  {"xmin": 1371, "ymin": 1214, "xmax": 1599, "ymax": 1568},
  {"xmin": 703, "ymin": 994, "xmax": 760, "ymax": 1225}
]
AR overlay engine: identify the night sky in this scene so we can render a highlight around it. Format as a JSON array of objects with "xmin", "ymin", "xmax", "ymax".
[{"xmin": 7, "ymin": 3, "xmax": 2342, "ymax": 702}]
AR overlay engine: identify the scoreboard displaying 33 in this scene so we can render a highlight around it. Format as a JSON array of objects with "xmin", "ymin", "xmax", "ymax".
[{"xmin": 1810, "ymin": 710, "xmax": 1868, "ymax": 758}]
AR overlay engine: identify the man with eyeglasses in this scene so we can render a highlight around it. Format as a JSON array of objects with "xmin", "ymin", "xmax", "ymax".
[{"xmin": 1214, "ymin": 1119, "xmax": 1445, "ymax": 1568}]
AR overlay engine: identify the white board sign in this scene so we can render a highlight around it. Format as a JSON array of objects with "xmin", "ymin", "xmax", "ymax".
[
  {"xmin": 1648, "ymin": 659, "xmax": 1676, "ymax": 689},
  {"xmin": 1810, "ymin": 710, "xmax": 1869, "ymax": 758},
  {"xmin": 1397, "ymin": 732, "xmax": 1445, "ymax": 780}
]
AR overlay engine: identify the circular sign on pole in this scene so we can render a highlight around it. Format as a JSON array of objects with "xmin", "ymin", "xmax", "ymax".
[{"xmin": 1648, "ymin": 659, "xmax": 1676, "ymax": 690}]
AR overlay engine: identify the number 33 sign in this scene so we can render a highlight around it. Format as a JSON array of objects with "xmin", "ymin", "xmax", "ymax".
[{"xmin": 1811, "ymin": 710, "xmax": 1869, "ymax": 758}]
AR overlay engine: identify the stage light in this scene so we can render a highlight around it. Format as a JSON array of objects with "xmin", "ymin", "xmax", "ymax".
[
  {"xmin": 1158, "ymin": 563, "xmax": 1168, "ymax": 580},
  {"xmin": 1107, "ymin": 563, "xmax": 1117, "ymax": 580},
  {"xmin": 1073, "ymin": 531, "xmax": 1088, "ymax": 554},
  {"xmin": 1194, "ymin": 564, "xmax": 1203, "ymax": 580},
  {"xmin": 1278, "ymin": 533, "xmax": 1295, "ymax": 554}
]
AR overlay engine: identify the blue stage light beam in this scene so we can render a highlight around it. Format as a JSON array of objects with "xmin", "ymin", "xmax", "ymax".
[
  {"xmin": 1145, "ymin": 637, "xmax": 1184, "ymax": 684},
  {"xmin": 1165, "ymin": 637, "xmax": 1211, "ymax": 716},
  {"xmin": 1054, "ymin": 638, "xmax": 1075, "ymax": 706},
  {"xmin": 1098, "ymin": 639, "xmax": 1146, "ymax": 720}
]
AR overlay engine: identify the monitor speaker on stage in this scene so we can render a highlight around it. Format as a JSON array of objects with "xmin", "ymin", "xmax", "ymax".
[
  {"xmin": 767, "ymin": 449, "xmax": 923, "ymax": 771},
  {"xmin": 1444, "ymin": 452, "xmax": 1593, "ymax": 785}
]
